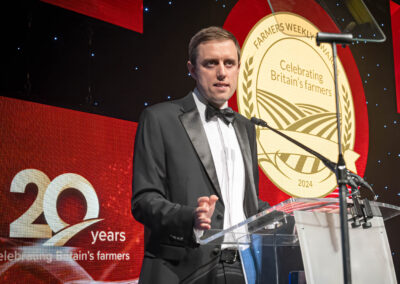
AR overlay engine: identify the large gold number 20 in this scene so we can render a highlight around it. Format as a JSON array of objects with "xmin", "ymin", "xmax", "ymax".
[{"xmin": 10, "ymin": 169, "xmax": 102, "ymax": 246}]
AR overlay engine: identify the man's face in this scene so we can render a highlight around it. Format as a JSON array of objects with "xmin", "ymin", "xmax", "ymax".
[{"xmin": 187, "ymin": 39, "xmax": 240, "ymax": 108}]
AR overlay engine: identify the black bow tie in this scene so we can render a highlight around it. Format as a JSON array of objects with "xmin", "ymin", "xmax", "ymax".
[{"xmin": 205, "ymin": 104, "xmax": 236, "ymax": 125}]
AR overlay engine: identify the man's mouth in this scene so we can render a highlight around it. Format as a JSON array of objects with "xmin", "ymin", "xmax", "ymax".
[{"xmin": 214, "ymin": 83, "xmax": 230, "ymax": 88}]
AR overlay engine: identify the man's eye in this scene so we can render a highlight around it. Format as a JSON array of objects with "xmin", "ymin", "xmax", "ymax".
[
  {"xmin": 225, "ymin": 61, "xmax": 235, "ymax": 67},
  {"xmin": 205, "ymin": 61, "xmax": 217, "ymax": 67}
]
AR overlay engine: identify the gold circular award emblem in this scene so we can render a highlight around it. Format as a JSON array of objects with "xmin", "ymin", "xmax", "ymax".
[{"xmin": 237, "ymin": 12, "xmax": 360, "ymax": 198}]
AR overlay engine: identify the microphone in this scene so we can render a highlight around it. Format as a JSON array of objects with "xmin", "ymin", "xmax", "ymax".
[
  {"xmin": 347, "ymin": 171, "xmax": 377, "ymax": 200},
  {"xmin": 316, "ymin": 32, "xmax": 353, "ymax": 45}
]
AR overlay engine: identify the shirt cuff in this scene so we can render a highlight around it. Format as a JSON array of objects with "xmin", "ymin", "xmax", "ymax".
[{"xmin": 193, "ymin": 228, "xmax": 204, "ymax": 243}]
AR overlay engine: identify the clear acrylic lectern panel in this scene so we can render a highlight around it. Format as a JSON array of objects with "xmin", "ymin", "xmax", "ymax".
[{"xmin": 199, "ymin": 198, "xmax": 400, "ymax": 284}]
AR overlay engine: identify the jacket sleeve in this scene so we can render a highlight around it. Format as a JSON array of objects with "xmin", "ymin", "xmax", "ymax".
[{"xmin": 131, "ymin": 108, "xmax": 197, "ymax": 247}]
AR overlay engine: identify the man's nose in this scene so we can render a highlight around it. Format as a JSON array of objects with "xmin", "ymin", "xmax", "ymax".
[{"xmin": 216, "ymin": 63, "xmax": 227, "ymax": 80}]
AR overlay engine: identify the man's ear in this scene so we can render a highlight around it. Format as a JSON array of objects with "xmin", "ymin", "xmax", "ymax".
[{"xmin": 187, "ymin": 61, "xmax": 197, "ymax": 80}]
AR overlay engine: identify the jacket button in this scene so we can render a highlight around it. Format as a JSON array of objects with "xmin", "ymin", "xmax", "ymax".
[
  {"xmin": 216, "ymin": 214, "xmax": 223, "ymax": 220},
  {"xmin": 212, "ymin": 248, "xmax": 220, "ymax": 255}
]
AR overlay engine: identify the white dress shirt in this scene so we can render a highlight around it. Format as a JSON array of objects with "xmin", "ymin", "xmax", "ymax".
[{"xmin": 193, "ymin": 88, "xmax": 246, "ymax": 245}]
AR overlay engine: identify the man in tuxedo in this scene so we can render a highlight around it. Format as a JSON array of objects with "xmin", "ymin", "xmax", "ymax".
[{"xmin": 132, "ymin": 26, "xmax": 269, "ymax": 284}]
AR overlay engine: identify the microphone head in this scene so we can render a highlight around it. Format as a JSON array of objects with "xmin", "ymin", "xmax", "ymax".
[
  {"xmin": 250, "ymin": 117, "xmax": 260, "ymax": 124},
  {"xmin": 251, "ymin": 117, "xmax": 267, "ymax": 127}
]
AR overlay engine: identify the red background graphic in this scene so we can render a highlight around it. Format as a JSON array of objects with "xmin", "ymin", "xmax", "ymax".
[
  {"xmin": 390, "ymin": 0, "xmax": 400, "ymax": 113},
  {"xmin": 0, "ymin": 96, "xmax": 142, "ymax": 282},
  {"xmin": 40, "ymin": 0, "xmax": 143, "ymax": 33},
  {"xmin": 225, "ymin": 0, "xmax": 369, "ymax": 204}
]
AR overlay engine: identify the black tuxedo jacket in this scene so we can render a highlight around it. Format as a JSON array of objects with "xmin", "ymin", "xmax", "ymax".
[{"xmin": 132, "ymin": 93, "xmax": 269, "ymax": 283}]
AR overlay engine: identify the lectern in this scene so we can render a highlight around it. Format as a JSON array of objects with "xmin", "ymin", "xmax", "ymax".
[{"xmin": 199, "ymin": 198, "xmax": 399, "ymax": 284}]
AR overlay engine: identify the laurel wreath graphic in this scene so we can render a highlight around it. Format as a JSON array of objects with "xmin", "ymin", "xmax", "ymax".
[
  {"xmin": 242, "ymin": 56, "xmax": 254, "ymax": 119},
  {"xmin": 241, "ymin": 56, "xmax": 273, "ymax": 163},
  {"xmin": 342, "ymin": 84, "xmax": 353, "ymax": 152}
]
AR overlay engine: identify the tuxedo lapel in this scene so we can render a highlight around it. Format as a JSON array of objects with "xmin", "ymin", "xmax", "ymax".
[
  {"xmin": 233, "ymin": 117, "xmax": 258, "ymax": 217},
  {"xmin": 178, "ymin": 94, "xmax": 223, "ymax": 202}
]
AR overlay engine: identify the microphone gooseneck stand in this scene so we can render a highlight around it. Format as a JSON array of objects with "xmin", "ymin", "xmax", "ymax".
[
  {"xmin": 251, "ymin": 114, "xmax": 376, "ymax": 284},
  {"xmin": 251, "ymin": 116, "xmax": 375, "ymax": 200},
  {"xmin": 251, "ymin": 115, "xmax": 375, "ymax": 284}
]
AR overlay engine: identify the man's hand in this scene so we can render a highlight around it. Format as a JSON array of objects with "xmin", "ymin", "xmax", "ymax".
[{"xmin": 194, "ymin": 195, "xmax": 219, "ymax": 230}]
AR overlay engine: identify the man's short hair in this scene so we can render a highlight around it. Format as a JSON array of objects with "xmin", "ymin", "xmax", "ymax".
[{"xmin": 188, "ymin": 26, "xmax": 241, "ymax": 66}]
